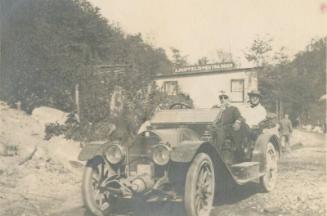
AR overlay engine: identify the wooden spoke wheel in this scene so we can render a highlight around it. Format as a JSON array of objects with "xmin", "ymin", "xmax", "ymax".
[
  {"xmin": 82, "ymin": 157, "xmax": 116, "ymax": 216},
  {"xmin": 260, "ymin": 142, "xmax": 278, "ymax": 192},
  {"xmin": 185, "ymin": 153, "xmax": 215, "ymax": 216}
]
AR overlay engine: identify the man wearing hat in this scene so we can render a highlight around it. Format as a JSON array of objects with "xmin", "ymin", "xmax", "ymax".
[
  {"xmin": 212, "ymin": 91, "xmax": 244, "ymax": 159},
  {"xmin": 231, "ymin": 90, "xmax": 267, "ymax": 160},
  {"xmin": 243, "ymin": 90, "xmax": 267, "ymax": 128},
  {"xmin": 212, "ymin": 91, "xmax": 243, "ymax": 127}
]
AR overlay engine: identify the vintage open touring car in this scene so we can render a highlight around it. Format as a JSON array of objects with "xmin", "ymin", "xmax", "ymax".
[{"xmin": 78, "ymin": 103, "xmax": 280, "ymax": 216}]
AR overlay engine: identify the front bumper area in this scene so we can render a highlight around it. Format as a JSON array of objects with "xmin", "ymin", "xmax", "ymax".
[{"xmin": 103, "ymin": 171, "xmax": 181, "ymax": 202}]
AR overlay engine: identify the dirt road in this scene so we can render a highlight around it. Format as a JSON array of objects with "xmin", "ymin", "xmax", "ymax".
[{"xmin": 210, "ymin": 130, "xmax": 326, "ymax": 216}]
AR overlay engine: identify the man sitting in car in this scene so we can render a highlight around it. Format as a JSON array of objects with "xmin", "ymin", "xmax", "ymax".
[
  {"xmin": 213, "ymin": 90, "xmax": 268, "ymax": 161},
  {"xmin": 212, "ymin": 91, "xmax": 243, "ymax": 127},
  {"xmin": 235, "ymin": 90, "xmax": 267, "ymax": 155},
  {"xmin": 212, "ymin": 91, "xmax": 244, "ymax": 152},
  {"xmin": 242, "ymin": 90, "xmax": 267, "ymax": 128}
]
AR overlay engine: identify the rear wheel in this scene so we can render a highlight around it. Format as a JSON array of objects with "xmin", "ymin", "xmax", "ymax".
[
  {"xmin": 82, "ymin": 157, "xmax": 116, "ymax": 216},
  {"xmin": 184, "ymin": 153, "xmax": 215, "ymax": 216},
  {"xmin": 260, "ymin": 142, "xmax": 278, "ymax": 192}
]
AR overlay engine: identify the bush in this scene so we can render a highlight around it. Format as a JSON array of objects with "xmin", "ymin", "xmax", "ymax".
[{"xmin": 44, "ymin": 112, "xmax": 81, "ymax": 140}]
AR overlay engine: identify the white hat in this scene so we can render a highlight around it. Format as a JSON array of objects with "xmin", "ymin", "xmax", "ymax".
[{"xmin": 218, "ymin": 90, "xmax": 229, "ymax": 98}]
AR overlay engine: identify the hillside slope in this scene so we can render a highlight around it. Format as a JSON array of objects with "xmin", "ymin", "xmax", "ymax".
[{"xmin": 0, "ymin": 102, "xmax": 83, "ymax": 216}]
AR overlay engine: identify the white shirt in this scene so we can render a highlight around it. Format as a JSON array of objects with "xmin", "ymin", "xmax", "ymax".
[{"xmin": 242, "ymin": 103, "xmax": 267, "ymax": 127}]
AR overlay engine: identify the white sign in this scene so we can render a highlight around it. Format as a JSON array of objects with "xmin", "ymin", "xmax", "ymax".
[{"xmin": 174, "ymin": 62, "xmax": 234, "ymax": 73}]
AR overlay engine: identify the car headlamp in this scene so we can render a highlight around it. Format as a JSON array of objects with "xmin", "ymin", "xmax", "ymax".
[
  {"xmin": 105, "ymin": 144, "xmax": 125, "ymax": 164},
  {"xmin": 152, "ymin": 144, "xmax": 171, "ymax": 166}
]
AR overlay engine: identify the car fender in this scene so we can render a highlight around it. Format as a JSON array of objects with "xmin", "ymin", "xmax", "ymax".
[
  {"xmin": 170, "ymin": 140, "xmax": 238, "ymax": 186},
  {"xmin": 252, "ymin": 134, "xmax": 280, "ymax": 172},
  {"xmin": 170, "ymin": 141, "xmax": 208, "ymax": 163},
  {"xmin": 78, "ymin": 141, "xmax": 108, "ymax": 161}
]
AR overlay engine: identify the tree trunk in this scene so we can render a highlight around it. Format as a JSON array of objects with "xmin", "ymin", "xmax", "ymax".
[{"xmin": 75, "ymin": 83, "xmax": 80, "ymax": 119}]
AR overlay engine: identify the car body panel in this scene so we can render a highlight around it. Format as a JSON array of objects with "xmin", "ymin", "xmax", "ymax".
[
  {"xmin": 170, "ymin": 140, "xmax": 205, "ymax": 162},
  {"xmin": 150, "ymin": 108, "xmax": 220, "ymax": 124},
  {"xmin": 78, "ymin": 141, "xmax": 107, "ymax": 161}
]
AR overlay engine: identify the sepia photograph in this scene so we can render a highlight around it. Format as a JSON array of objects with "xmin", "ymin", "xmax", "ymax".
[{"xmin": 0, "ymin": 0, "xmax": 326, "ymax": 216}]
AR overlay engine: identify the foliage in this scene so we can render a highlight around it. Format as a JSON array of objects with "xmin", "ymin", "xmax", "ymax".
[
  {"xmin": 215, "ymin": 49, "xmax": 234, "ymax": 63},
  {"xmin": 44, "ymin": 112, "xmax": 81, "ymax": 140},
  {"xmin": 44, "ymin": 122, "xmax": 66, "ymax": 140},
  {"xmin": 283, "ymin": 38, "xmax": 326, "ymax": 124},
  {"xmin": 0, "ymin": 0, "xmax": 182, "ymax": 141},
  {"xmin": 245, "ymin": 36, "xmax": 326, "ymax": 125},
  {"xmin": 197, "ymin": 57, "xmax": 209, "ymax": 65},
  {"xmin": 170, "ymin": 47, "xmax": 188, "ymax": 68},
  {"xmin": 0, "ymin": 0, "xmax": 172, "ymax": 115},
  {"xmin": 80, "ymin": 82, "xmax": 193, "ymax": 141},
  {"xmin": 245, "ymin": 35, "xmax": 273, "ymax": 67},
  {"xmin": 44, "ymin": 83, "xmax": 193, "ymax": 141}
]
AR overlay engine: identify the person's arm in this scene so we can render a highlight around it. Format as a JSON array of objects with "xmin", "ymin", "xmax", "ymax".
[
  {"xmin": 289, "ymin": 120, "xmax": 293, "ymax": 133},
  {"xmin": 232, "ymin": 107, "xmax": 243, "ymax": 130},
  {"xmin": 211, "ymin": 109, "xmax": 222, "ymax": 129},
  {"xmin": 232, "ymin": 106, "xmax": 243, "ymax": 122}
]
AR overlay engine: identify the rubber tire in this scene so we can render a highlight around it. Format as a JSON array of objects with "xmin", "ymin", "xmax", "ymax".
[
  {"xmin": 259, "ymin": 142, "xmax": 278, "ymax": 192},
  {"xmin": 184, "ymin": 153, "xmax": 215, "ymax": 216},
  {"xmin": 82, "ymin": 157, "xmax": 111, "ymax": 216}
]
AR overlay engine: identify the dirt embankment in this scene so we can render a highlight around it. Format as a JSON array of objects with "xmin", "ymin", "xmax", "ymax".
[{"xmin": 0, "ymin": 102, "xmax": 83, "ymax": 216}]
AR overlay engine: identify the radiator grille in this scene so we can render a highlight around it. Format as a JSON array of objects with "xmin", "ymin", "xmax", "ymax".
[{"xmin": 127, "ymin": 133, "xmax": 158, "ymax": 172}]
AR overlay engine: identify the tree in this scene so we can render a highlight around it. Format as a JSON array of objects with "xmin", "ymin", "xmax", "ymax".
[
  {"xmin": 0, "ymin": 0, "xmax": 172, "ymax": 115},
  {"xmin": 170, "ymin": 47, "xmax": 188, "ymax": 68},
  {"xmin": 197, "ymin": 57, "xmax": 209, "ymax": 65},
  {"xmin": 245, "ymin": 35, "xmax": 273, "ymax": 67},
  {"xmin": 215, "ymin": 49, "xmax": 233, "ymax": 63},
  {"xmin": 0, "ymin": 0, "xmax": 178, "ymax": 141},
  {"xmin": 247, "ymin": 36, "xmax": 326, "ymax": 125},
  {"xmin": 283, "ymin": 38, "xmax": 326, "ymax": 124}
]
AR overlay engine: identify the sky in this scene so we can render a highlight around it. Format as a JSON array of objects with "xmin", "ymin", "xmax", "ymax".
[{"xmin": 88, "ymin": 0, "xmax": 327, "ymax": 65}]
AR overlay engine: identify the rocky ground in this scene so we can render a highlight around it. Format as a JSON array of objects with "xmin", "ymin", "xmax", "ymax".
[
  {"xmin": 0, "ymin": 102, "xmax": 83, "ymax": 216},
  {"xmin": 0, "ymin": 102, "xmax": 326, "ymax": 216}
]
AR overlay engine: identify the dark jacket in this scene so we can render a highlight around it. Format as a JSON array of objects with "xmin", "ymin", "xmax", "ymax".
[{"xmin": 213, "ymin": 105, "xmax": 242, "ymax": 127}]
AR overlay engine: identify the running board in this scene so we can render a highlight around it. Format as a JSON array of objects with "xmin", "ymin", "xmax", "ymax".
[{"xmin": 230, "ymin": 162, "xmax": 263, "ymax": 185}]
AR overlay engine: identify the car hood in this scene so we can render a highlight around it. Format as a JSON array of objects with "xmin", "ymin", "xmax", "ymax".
[
  {"xmin": 136, "ymin": 128, "xmax": 200, "ymax": 148},
  {"xmin": 150, "ymin": 108, "xmax": 220, "ymax": 125}
]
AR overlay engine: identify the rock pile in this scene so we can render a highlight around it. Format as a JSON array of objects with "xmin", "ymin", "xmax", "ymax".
[{"xmin": 0, "ymin": 101, "xmax": 83, "ymax": 215}]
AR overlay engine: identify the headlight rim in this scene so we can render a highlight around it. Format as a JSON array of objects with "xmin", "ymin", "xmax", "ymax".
[
  {"xmin": 104, "ymin": 144, "xmax": 125, "ymax": 165},
  {"xmin": 152, "ymin": 143, "xmax": 171, "ymax": 166}
]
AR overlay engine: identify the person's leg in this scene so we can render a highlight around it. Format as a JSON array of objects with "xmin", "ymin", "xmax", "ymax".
[
  {"xmin": 213, "ymin": 125, "xmax": 226, "ymax": 151},
  {"xmin": 230, "ymin": 122, "xmax": 251, "ymax": 162},
  {"xmin": 218, "ymin": 125, "xmax": 235, "ymax": 164},
  {"xmin": 281, "ymin": 135, "xmax": 285, "ymax": 151},
  {"xmin": 285, "ymin": 134, "xmax": 291, "ymax": 152}
]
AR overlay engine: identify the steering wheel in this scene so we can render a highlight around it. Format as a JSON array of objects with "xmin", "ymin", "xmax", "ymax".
[{"xmin": 169, "ymin": 102, "xmax": 192, "ymax": 110}]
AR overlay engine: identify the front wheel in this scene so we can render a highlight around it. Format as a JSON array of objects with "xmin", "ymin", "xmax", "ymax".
[
  {"xmin": 260, "ymin": 142, "xmax": 278, "ymax": 192},
  {"xmin": 82, "ymin": 156, "xmax": 116, "ymax": 216},
  {"xmin": 184, "ymin": 153, "xmax": 215, "ymax": 216}
]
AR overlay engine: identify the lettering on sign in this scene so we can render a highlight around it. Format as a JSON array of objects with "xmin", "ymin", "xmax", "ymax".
[{"xmin": 174, "ymin": 62, "xmax": 234, "ymax": 73}]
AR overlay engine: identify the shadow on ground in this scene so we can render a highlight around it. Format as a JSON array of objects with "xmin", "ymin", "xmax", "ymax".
[
  {"xmin": 214, "ymin": 182, "xmax": 262, "ymax": 206},
  {"xmin": 53, "ymin": 182, "xmax": 263, "ymax": 216}
]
